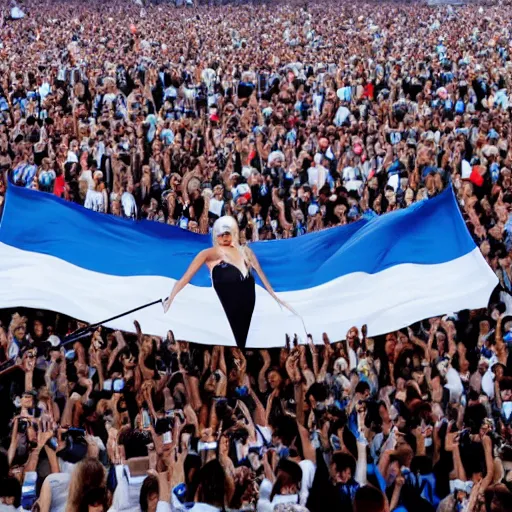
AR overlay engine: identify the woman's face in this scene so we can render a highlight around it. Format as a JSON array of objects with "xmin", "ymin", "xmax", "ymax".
[
  {"xmin": 39, "ymin": 386, "xmax": 50, "ymax": 400},
  {"xmin": 142, "ymin": 336, "xmax": 153, "ymax": 354},
  {"xmin": 121, "ymin": 353, "xmax": 135, "ymax": 369},
  {"xmin": 217, "ymin": 232, "xmax": 232, "ymax": 247},
  {"xmin": 14, "ymin": 325, "xmax": 26, "ymax": 341},
  {"xmin": 267, "ymin": 370, "xmax": 282, "ymax": 390},
  {"xmin": 112, "ymin": 200, "xmax": 121, "ymax": 216},
  {"xmin": 385, "ymin": 337, "xmax": 396, "ymax": 358},
  {"xmin": 33, "ymin": 320, "xmax": 44, "ymax": 338},
  {"xmin": 21, "ymin": 393, "xmax": 34, "ymax": 410},
  {"xmin": 480, "ymin": 240, "xmax": 491, "ymax": 256}
]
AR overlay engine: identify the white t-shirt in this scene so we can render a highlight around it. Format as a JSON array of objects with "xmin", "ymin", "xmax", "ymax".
[
  {"xmin": 342, "ymin": 167, "xmax": 363, "ymax": 192},
  {"xmin": 334, "ymin": 106, "xmax": 350, "ymax": 127},
  {"xmin": 84, "ymin": 189, "xmax": 105, "ymax": 213},
  {"xmin": 171, "ymin": 494, "xmax": 220, "ymax": 512},
  {"xmin": 307, "ymin": 166, "xmax": 319, "ymax": 187},
  {"xmin": 209, "ymin": 198, "xmax": 224, "ymax": 218},
  {"xmin": 298, "ymin": 459, "xmax": 316, "ymax": 506},
  {"xmin": 347, "ymin": 348, "xmax": 357, "ymax": 372},
  {"xmin": 79, "ymin": 170, "xmax": 95, "ymax": 190},
  {"xmin": 445, "ymin": 367, "xmax": 463, "ymax": 402},
  {"xmin": 45, "ymin": 472, "xmax": 71, "ymax": 512},
  {"xmin": 308, "ymin": 166, "xmax": 327, "ymax": 190},
  {"xmin": 0, "ymin": 505, "xmax": 28, "ymax": 512},
  {"xmin": 257, "ymin": 479, "xmax": 299, "ymax": 512},
  {"xmin": 481, "ymin": 369, "xmax": 495, "ymax": 399},
  {"xmin": 108, "ymin": 465, "xmax": 145, "ymax": 512},
  {"xmin": 122, "ymin": 192, "xmax": 137, "ymax": 219},
  {"xmin": 66, "ymin": 151, "xmax": 79, "ymax": 164}
]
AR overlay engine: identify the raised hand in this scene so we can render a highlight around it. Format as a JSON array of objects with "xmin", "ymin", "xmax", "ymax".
[{"xmin": 162, "ymin": 296, "xmax": 172, "ymax": 313}]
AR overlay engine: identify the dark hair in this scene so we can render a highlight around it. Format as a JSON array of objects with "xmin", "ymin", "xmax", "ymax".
[
  {"xmin": 140, "ymin": 475, "xmax": 159, "ymax": 512},
  {"xmin": 332, "ymin": 452, "xmax": 356, "ymax": 476},
  {"xmin": 354, "ymin": 485, "xmax": 386, "ymax": 512},
  {"xmin": 81, "ymin": 487, "xmax": 108, "ymax": 512},
  {"xmin": 270, "ymin": 460, "xmax": 303, "ymax": 502},
  {"xmin": 354, "ymin": 381, "xmax": 370, "ymax": 396},
  {"xmin": 196, "ymin": 460, "xmax": 226, "ymax": 508},
  {"xmin": 273, "ymin": 416, "xmax": 301, "ymax": 454},
  {"xmin": 0, "ymin": 476, "xmax": 22, "ymax": 508},
  {"xmin": 117, "ymin": 428, "xmax": 149, "ymax": 459},
  {"xmin": 483, "ymin": 485, "xmax": 512, "ymax": 512},
  {"xmin": 184, "ymin": 454, "xmax": 202, "ymax": 502},
  {"xmin": 0, "ymin": 450, "xmax": 9, "ymax": 480},
  {"xmin": 306, "ymin": 383, "xmax": 328, "ymax": 404}
]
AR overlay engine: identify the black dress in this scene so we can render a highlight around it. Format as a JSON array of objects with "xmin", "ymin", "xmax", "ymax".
[{"xmin": 212, "ymin": 262, "xmax": 256, "ymax": 350}]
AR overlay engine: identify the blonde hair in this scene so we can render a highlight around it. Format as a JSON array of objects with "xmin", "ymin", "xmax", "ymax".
[
  {"xmin": 212, "ymin": 215, "xmax": 240, "ymax": 247},
  {"xmin": 9, "ymin": 313, "xmax": 27, "ymax": 334}
]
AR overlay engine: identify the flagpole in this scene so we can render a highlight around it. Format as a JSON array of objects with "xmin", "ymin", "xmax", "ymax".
[
  {"xmin": 0, "ymin": 298, "xmax": 164, "ymax": 375},
  {"xmin": 61, "ymin": 298, "xmax": 164, "ymax": 347}
]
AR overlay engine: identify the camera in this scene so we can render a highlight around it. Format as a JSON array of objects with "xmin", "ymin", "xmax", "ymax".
[
  {"xmin": 18, "ymin": 419, "xmax": 29, "ymax": 434},
  {"xmin": 63, "ymin": 427, "xmax": 86, "ymax": 441}
]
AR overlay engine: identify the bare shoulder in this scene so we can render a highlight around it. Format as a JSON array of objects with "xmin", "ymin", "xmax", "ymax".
[{"xmin": 199, "ymin": 247, "xmax": 219, "ymax": 261}]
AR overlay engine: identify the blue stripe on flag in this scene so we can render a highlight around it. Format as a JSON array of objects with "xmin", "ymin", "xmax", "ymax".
[{"xmin": 0, "ymin": 185, "xmax": 476, "ymax": 292}]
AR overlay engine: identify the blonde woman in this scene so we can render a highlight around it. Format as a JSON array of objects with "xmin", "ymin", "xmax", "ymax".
[{"xmin": 163, "ymin": 215, "xmax": 293, "ymax": 349}]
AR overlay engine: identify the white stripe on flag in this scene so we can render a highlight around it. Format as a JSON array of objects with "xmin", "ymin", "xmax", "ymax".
[{"xmin": 0, "ymin": 242, "xmax": 497, "ymax": 347}]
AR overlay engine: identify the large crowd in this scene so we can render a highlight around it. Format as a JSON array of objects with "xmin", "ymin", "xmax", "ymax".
[{"xmin": 1, "ymin": 0, "xmax": 512, "ymax": 511}]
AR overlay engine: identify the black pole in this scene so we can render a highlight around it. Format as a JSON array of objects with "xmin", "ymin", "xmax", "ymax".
[
  {"xmin": 61, "ymin": 298, "xmax": 163, "ymax": 347},
  {"xmin": 0, "ymin": 298, "xmax": 164, "ymax": 373}
]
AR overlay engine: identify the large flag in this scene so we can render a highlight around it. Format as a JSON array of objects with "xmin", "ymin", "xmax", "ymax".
[{"xmin": 0, "ymin": 185, "xmax": 498, "ymax": 348}]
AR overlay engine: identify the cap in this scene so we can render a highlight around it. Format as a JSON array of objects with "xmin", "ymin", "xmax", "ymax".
[{"xmin": 213, "ymin": 215, "xmax": 237, "ymax": 238}]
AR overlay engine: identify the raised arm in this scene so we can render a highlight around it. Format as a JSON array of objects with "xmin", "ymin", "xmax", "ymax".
[
  {"xmin": 163, "ymin": 249, "xmax": 211, "ymax": 312},
  {"xmin": 495, "ymin": 313, "xmax": 507, "ymax": 364}
]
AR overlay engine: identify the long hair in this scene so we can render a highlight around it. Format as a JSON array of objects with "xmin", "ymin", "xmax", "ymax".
[
  {"xmin": 66, "ymin": 457, "xmax": 107, "ymax": 512},
  {"xmin": 195, "ymin": 459, "xmax": 226, "ymax": 508}
]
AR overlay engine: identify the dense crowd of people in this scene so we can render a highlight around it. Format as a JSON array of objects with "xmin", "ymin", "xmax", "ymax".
[{"xmin": 1, "ymin": 0, "xmax": 512, "ymax": 511}]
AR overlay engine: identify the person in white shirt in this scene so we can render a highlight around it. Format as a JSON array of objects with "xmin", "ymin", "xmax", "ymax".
[
  {"xmin": 208, "ymin": 185, "xmax": 225, "ymax": 220},
  {"xmin": 171, "ymin": 460, "xmax": 227, "ymax": 512},
  {"xmin": 257, "ymin": 459, "xmax": 303, "ymax": 512},
  {"xmin": 38, "ymin": 471, "xmax": 72, "ymax": 512},
  {"xmin": 308, "ymin": 154, "xmax": 327, "ymax": 190},
  {"xmin": 109, "ymin": 462, "xmax": 147, "ymax": 512},
  {"xmin": 0, "ymin": 476, "xmax": 26, "ymax": 512},
  {"xmin": 139, "ymin": 474, "xmax": 171, "ymax": 512},
  {"xmin": 121, "ymin": 185, "xmax": 138, "ymax": 219}
]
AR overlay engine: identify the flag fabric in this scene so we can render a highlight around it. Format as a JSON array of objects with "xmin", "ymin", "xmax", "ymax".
[{"xmin": 0, "ymin": 185, "xmax": 498, "ymax": 348}]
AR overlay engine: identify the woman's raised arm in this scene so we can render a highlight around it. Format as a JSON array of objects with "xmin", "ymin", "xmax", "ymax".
[{"xmin": 163, "ymin": 249, "xmax": 211, "ymax": 313}]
